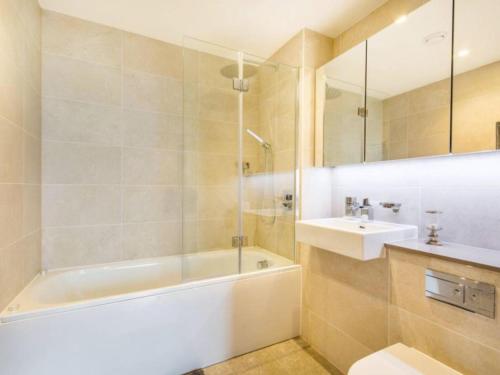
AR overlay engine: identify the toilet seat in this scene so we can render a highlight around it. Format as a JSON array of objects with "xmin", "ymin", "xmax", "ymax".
[{"xmin": 348, "ymin": 343, "xmax": 462, "ymax": 375}]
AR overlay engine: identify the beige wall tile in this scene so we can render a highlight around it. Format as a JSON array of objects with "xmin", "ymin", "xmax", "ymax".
[
  {"xmin": 452, "ymin": 62, "xmax": 500, "ymax": 153},
  {"xmin": 43, "ymin": 185, "xmax": 121, "ymax": 227},
  {"xmin": 23, "ymin": 36, "xmax": 41, "ymax": 92},
  {"xmin": 124, "ymin": 32, "xmax": 182, "ymax": 79},
  {"xmin": 390, "ymin": 306, "xmax": 500, "ymax": 375},
  {"xmin": 0, "ymin": 0, "xmax": 25, "ymax": 65},
  {"xmin": 122, "ymin": 221, "xmax": 182, "ymax": 259},
  {"xmin": 0, "ymin": 0, "xmax": 41, "ymax": 312},
  {"xmin": 122, "ymin": 110, "xmax": 182, "ymax": 150},
  {"xmin": 0, "ymin": 239, "xmax": 25, "ymax": 309},
  {"xmin": 326, "ymin": 278, "xmax": 388, "ymax": 351},
  {"xmin": 22, "ymin": 82, "xmax": 41, "ymax": 137},
  {"xmin": 123, "ymin": 69, "xmax": 182, "ymax": 114},
  {"xmin": 23, "ymin": 132, "xmax": 41, "ymax": 184},
  {"xmin": 389, "ymin": 249, "xmax": 500, "ymax": 352},
  {"xmin": 197, "ymin": 186, "xmax": 237, "ymax": 220},
  {"xmin": 43, "ymin": 141, "xmax": 121, "ymax": 184},
  {"xmin": 21, "ymin": 0, "xmax": 41, "ymax": 49},
  {"xmin": 43, "ymin": 53, "xmax": 122, "ymax": 105},
  {"xmin": 0, "ymin": 59, "xmax": 23, "ymax": 125},
  {"xmin": 42, "ymin": 97, "xmax": 122, "ymax": 145},
  {"xmin": 0, "ymin": 117, "xmax": 23, "ymax": 183},
  {"xmin": 324, "ymin": 322, "xmax": 372, "ymax": 374},
  {"xmin": 42, "ymin": 10, "xmax": 122, "ymax": 68},
  {"xmin": 43, "ymin": 225, "xmax": 122, "ymax": 268},
  {"xmin": 0, "ymin": 184, "xmax": 23, "ymax": 249},
  {"xmin": 304, "ymin": 29, "xmax": 334, "ymax": 69},
  {"xmin": 23, "ymin": 184, "xmax": 41, "ymax": 236},
  {"xmin": 123, "ymin": 186, "xmax": 181, "ymax": 223},
  {"xmin": 196, "ymin": 218, "xmax": 231, "ymax": 250},
  {"xmin": 197, "ymin": 153, "xmax": 237, "ymax": 186},
  {"xmin": 122, "ymin": 148, "xmax": 180, "ymax": 185},
  {"xmin": 21, "ymin": 231, "xmax": 41, "ymax": 285},
  {"xmin": 198, "ymin": 85, "xmax": 238, "ymax": 123}
]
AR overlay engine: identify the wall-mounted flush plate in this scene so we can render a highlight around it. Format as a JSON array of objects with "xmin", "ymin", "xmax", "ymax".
[{"xmin": 425, "ymin": 269, "xmax": 495, "ymax": 318}]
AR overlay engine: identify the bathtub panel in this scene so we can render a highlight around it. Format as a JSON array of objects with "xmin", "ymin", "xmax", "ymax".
[{"xmin": 0, "ymin": 267, "xmax": 300, "ymax": 375}]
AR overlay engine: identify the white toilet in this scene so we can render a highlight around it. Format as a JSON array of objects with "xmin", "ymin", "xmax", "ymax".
[{"xmin": 348, "ymin": 343, "xmax": 462, "ymax": 375}]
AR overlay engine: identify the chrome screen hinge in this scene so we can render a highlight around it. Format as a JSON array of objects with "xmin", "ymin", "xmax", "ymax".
[
  {"xmin": 232, "ymin": 78, "xmax": 249, "ymax": 92},
  {"xmin": 357, "ymin": 107, "xmax": 368, "ymax": 118},
  {"xmin": 232, "ymin": 235, "xmax": 248, "ymax": 247}
]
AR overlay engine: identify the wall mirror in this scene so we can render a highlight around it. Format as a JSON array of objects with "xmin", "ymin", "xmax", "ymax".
[
  {"xmin": 452, "ymin": 0, "xmax": 500, "ymax": 154},
  {"xmin": 365, "ymin": 0, "xmax": 453, "ymax": 162},
  {"xmin": 315, "ymin": 42, "xmax": 366, "ymax": 167},
  {"xmin": 316, "ymin": 0, "xmax": 454, "ymax": 166}
]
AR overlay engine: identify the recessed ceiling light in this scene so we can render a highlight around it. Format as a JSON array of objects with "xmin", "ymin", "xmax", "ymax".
[
  {"xmin": 423, "ymin": 32, "xmax": 447, "ymax": 45},
  {"xmin": 458, "ymin": 49, "xmax": 470, "ymax": 57},
  {"xmin": 395, "ymin": 15, "xmax": 407, "ymax": 24}
]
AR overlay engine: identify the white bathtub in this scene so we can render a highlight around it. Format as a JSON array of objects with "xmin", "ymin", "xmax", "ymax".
[{"xmin": 0, "ymin": 247, "xmax": 300, "ymax": 375}]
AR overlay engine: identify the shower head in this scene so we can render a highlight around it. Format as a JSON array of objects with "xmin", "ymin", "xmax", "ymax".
[
  {"xmin": 246, "ymin": 129, "xmax": 271, "ymax": 150},
  {"xmin": 325, "ymin": 84, "xmax": 342, "ymax": 100},
  {"xmin": 220, "ymin": 63, "xmax": 258, "ymax": 79}
]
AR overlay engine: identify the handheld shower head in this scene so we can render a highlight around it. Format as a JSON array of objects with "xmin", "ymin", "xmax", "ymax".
[{"xmin": 246, "ymin": 129, "xmax": 271, "ymax": 149}]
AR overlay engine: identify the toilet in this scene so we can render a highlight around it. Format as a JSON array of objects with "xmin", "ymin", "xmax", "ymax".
[{"xmin": 348, "ymin": 343, "xmax": 462, "ymax": 374}]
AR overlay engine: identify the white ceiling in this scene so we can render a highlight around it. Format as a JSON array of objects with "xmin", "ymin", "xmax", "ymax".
[{"xmin": 38, "ymin": 0, "xmax": 387, "ymax": 58}]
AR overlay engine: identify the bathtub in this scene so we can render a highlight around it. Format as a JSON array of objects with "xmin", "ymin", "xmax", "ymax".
[{"xmin": 0, "ymin": 247, "xmax": 301, "ymax": 375}]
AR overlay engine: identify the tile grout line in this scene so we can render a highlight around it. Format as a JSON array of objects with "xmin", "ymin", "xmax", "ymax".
[{"xmin": 395, "ymin": 305, "xmax": 500, "ymax": 355}]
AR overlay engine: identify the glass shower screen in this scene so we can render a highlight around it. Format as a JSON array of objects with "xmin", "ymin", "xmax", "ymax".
[{"xmin": 182, "ymin": 37, "xmax": 297, "ymax": 283}]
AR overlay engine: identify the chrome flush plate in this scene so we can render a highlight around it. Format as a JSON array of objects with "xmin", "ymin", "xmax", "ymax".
[{"xmin": 425, "ymin": 269, "xmax": 495, "ymax": 319}]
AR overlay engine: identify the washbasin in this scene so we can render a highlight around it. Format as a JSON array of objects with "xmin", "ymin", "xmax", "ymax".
[{"xmin": 296, "ymin": 217, "xmax": 417, "ymax": 260}]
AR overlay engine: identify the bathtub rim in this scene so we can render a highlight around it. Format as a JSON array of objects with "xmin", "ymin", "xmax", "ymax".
[{"xmin": 0, "ymin": 260, "xmax": 300, "ymax": 324}]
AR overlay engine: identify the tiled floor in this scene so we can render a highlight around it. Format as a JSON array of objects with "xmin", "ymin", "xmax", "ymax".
[{"xmin": 201, "ymin": 338, "xmax": 342, "ymax": 375}]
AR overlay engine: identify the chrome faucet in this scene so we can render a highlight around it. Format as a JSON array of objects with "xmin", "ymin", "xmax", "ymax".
[
  {"xmin": 360, "ymin": 198, "xmax": 374, "ymax": 220},
  {"xmin": 345, "ymin": 197, "xmax": 360, "ymax": 217}
]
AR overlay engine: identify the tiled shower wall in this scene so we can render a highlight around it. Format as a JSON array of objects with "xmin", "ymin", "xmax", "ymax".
[
  {"xmin": 0, "ymin": 0, "xmax": 42, "ymax": 311},
  {"xmin": 41, "ymin": 11, "xmax": 298, "ymax": 267},
  {"xmin": 42, "ymin": 11, "xmax": 183, "ymax": 268},
  {"xmin": 182, "ymin": 49, "xmax": 259, "ymax": 252},
  {"xmin": 251, "ymin": 62, "xmax": 297, "ymax": 260}
]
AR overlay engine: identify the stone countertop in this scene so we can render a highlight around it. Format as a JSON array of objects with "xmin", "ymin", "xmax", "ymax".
[{"xmin": 386, "ymin": 239, "xmax": 500, "ymax": 270}]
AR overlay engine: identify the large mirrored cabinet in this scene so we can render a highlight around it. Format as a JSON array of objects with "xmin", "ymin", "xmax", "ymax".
[{"xmin": 316, "ymin": 0, "xmax": 499, "ymax": 166}]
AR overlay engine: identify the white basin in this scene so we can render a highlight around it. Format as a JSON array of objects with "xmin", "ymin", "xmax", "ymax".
[{"xmin": 296, "ymin": 217, "xmax": 418, "ymax": 260}]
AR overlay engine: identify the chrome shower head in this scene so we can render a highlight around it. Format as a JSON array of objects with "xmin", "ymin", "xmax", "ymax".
[{"xmin": 220, "ymin": 63, "xmax": 258, "ymax": 79}]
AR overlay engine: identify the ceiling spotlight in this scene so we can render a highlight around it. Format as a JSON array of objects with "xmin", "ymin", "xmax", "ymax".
[
  {"xmin": 395, "ymin": 15, "xmax": 407, "ymax": 24},
  {"xmin": 458, "ymin": 49, "xmax": 470, "ymax": 57},
  {"xmin": 423, "ymin": 31, "xmax": 447, "ymax": 45}
]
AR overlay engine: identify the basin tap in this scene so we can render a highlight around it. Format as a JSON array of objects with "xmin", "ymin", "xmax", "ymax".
[
  {"xmin": 360, "ymin": 198, "xmax": 374, "ymax": 221},
  {"xmin": 345, "ymin": 197, "xmax": 360, "ymax": 217}
]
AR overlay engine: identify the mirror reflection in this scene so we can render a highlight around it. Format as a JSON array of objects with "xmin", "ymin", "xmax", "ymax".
[
  {"xmin": 318, "ymin": 42, "xmax": 366, "ymax": 166},
  {"xmin": 452, "ymin": 0, "xmax": 500, "ymax": 154},
  {"xmin": 365, "ymin": 0, "xmax": 453, "ymax": 162}
]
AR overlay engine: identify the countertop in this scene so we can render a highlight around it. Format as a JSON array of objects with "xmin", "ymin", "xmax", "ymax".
[{"xmin": 386, "ymin": 239, "xmax": 500, "ymax": 270}]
